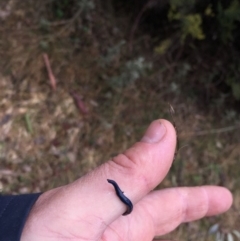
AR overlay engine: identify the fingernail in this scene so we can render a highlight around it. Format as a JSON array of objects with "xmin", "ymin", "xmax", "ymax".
[{"xmin": 141, "ymin": 120, "xmax": 166, "ymax": 143}]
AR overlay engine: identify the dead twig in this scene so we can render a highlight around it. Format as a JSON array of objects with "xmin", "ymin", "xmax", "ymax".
[
  {"xmin": 129, "ymin": 0, "xmax": 168, "ymax": 52},
  {"xmin": 70, "ymin": 91, "xmax": 88, "ymax": 115},
  {"xmin": 182, "ymin": 124, "xmax": 240, "ymax": 137},
  {"xmin": 168, "ymin": 104, "xmax": 180, "ymax": 162},
  {"xmin": 43, "ymin": 53, "xmax": 57, "ymax": 91},
  {"xmin": 129, "ymin": 3, "xmax": 149, "ymax": 52}
]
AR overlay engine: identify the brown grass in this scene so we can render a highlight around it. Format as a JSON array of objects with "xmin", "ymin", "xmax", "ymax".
[{"xmin": 0, "ymin": 0, "xmax": 240, "ymax": 239}]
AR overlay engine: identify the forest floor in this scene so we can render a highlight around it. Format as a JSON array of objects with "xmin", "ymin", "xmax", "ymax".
[{"xmin": 0, "ymin": 0, "xmax": 240, "ymax": 240}]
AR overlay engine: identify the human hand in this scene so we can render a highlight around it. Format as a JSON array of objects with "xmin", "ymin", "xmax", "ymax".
[{"xmin": 21, "ymin": 120, "xmax": 232, "ymax": 241}]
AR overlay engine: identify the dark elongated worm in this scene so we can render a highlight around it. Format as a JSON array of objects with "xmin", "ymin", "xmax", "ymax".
[{"xmin": 107, "ymin": 179, "xmax": 133, "ymax": 215}]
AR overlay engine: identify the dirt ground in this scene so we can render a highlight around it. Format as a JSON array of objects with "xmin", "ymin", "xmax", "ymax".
[{"xmin": 0, "ymin": 0, "xmax": 240, "ymax": 240}]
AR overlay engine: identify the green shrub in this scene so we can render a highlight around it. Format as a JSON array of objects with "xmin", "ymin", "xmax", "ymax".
[
  {"xmin": 165, "ymin": 0, "xmax": 240, "ymax": 101},
  {"xmin": 168, "ymin": 0, "xmax": 240, "ymax": 43},
  {"xmin": 217, "ymin": 0, "xmax": 240, "ymax": 43}
]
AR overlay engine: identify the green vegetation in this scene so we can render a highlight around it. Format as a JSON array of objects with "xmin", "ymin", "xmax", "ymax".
[{"xmin": 0, "ymin": 0, "xmax": 240, "ymax": 240}]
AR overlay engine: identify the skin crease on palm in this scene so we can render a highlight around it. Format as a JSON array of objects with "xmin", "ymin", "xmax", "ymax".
[{"xmin": 20, "ymin": 119, "xmax": 233, "ymax": 241}]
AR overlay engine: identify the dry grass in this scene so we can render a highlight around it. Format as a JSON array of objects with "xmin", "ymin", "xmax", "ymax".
[{"xmin": 0, "ymin": 0, "xmax": 240, "ymax": 240}]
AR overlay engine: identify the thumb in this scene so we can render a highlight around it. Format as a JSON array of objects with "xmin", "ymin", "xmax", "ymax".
[
  {"xmin": 70, "ymin": 119, "xmax": 176, "ymax": 215},
  {"xmin": 21, "ymin": 119, "xmax": 176, "ymax": 240}
]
